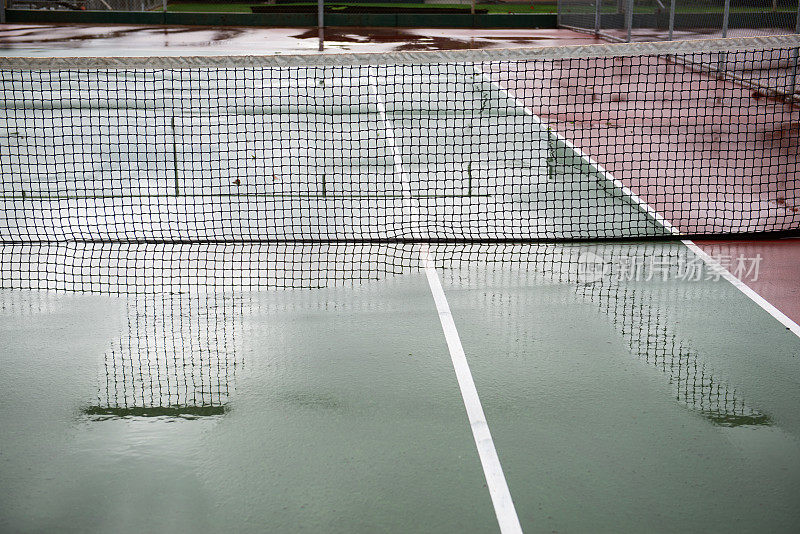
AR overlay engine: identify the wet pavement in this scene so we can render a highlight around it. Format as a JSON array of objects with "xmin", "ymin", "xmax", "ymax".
[{"xmin": 0, "ymin": 24, "xmax": 601, "ymax": 55}]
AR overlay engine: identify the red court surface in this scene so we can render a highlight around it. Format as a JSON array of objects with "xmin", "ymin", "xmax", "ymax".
[{"xmin": 694, "ymin": 238, "xmax": 800, "ymax": 326}]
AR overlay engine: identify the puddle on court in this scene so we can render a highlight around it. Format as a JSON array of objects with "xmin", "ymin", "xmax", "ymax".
[
  {"xmin": 0, "ymin": 25, "xmax": 599, "ymax": 55},
  {"xmin": 2, "ymin": 242, "xmax": 800, "ymax": 532},
  {"xmin": 0, "ymin": 242, "xmax": 785, "ymax": 429},
  {"xmin": 82, "ymin": 292, "xmax": 246, "ymax": 421}
]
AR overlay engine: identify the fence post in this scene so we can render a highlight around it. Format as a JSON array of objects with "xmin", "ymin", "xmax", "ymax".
[
  {"xmin": 717, "ymin": 0, "xmax": 730, "ymax": 74},
  {"xmin": 595, "ymin": 0, "xmax": 601, "ymax": 36},
  {"xmin": 318, "ymin": 0, "xmax": 324, "ymax": 52},
  {"xmin": 668, "ymin": 0, "xmax": 675, "ymax": 41},
  {"xmin": 626, "ymin": 0, "xmax": 634, "ymax": 42},
  {"xmin": 721, "ymin": 0, "xmax": 730, "ymax": 38}
]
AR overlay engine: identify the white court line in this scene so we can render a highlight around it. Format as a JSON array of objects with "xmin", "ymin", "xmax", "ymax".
[
  {"xmin": 370, "ymin": 75, "xmax": 523, "ymax": 534},
  {"xmin": 481, "ymin": 69, "xmax": 800, "ymax": 341},
  {"xmin": 422, "ymin": 252, "xmax": 523, "ymax": 534},
  {"xmin": 681, "ymin": 240, "xmax": 800, "ymax": 337},
  {"xmin": 477, "ymin": 69, "xmax": 674, "ymax": 232}
]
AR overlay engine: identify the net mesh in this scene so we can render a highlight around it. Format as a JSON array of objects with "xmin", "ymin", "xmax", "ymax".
[{"xmin": 2, "ymin": 36, "xmax": 799, "ymax": 243}]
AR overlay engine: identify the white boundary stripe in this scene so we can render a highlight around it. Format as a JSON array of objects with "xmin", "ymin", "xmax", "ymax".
[
  {"xmin": 423, "ymin": 250, "xmax": 523, "ymax": 534},
  {"xmin": 2, "ymin": 35, "xmax": 798, "ymax": 70},
  {"xmin": 478, "ymin": 70, "xmax": 676, "ymax": 232},
  {"xmin": 482, "ymin": 69, "xmax": 800, "ymax": 342},
  {"xmin": 681, "ymin": 240, "xmax": 800, "ymax": 338},
  {"xmin": 370, "ymin": 76, "xmax": 522, "ymax": 534}
]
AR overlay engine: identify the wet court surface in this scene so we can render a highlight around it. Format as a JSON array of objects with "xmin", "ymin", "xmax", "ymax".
[
  {"xmin": 0, "ymin": 25, "xmax": 602, "ymax": 55},
  {"xmin": 2, "ymin": 24, "xmax": 800, "ymax": 533},
  {"xmin": 2, "ymin": 23, "xmax": 792, "ymax": 57},
  {"xmin": 2, "ymin": 243, "xmax": 800, "ymax": 532}
]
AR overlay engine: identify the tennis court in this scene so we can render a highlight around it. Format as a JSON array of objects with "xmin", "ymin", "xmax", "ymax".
[{"xmin": 2, "ymin": 34, "xmax": 800, "ymax": 533}]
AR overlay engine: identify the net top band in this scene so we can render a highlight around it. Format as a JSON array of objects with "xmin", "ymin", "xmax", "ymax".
[{"xmin": 1, "ymin": 34, "xmax": 799, "ymax": 70}]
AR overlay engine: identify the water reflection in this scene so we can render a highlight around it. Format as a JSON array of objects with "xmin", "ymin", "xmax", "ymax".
[
  {"xmin": 0, "ymin": 242, "xmax": 771, "ymax": 426},
  {"xmin": 430, "ymin": 243, "xmax": 772, "ymax": 427},
  {"xmin": 85, "ymin": 292, "xmax": 245, "ymax": 420},
  {"xmin": 579, "ymin": 281, "xmax": 769, "ymax": 427}
]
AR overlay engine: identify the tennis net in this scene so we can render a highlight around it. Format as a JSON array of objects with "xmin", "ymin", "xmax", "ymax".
[{"xmin": 1, "ymin": 36, "xmax": 799, "ymax": 243}]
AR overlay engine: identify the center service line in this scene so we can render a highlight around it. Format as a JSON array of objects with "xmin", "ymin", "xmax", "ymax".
[
  {"xmin": 422, "ymin": 250, "xmax": 523, "ymax": 534},
  {"xmin": 368, "ymin": 73, "xmax": 522, "ymax": 533}
]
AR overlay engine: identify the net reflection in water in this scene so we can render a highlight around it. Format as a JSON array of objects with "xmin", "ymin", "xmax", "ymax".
[{"xmin": 0, "ymin": 242, "xmax": 771, "ymax": 426}]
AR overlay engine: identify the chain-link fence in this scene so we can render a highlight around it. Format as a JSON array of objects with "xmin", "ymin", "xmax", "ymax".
[
  {"xmin": 6, "ymin": 0, "xmax": 162, "ymax": 10},
  {"xmin": 559, "ymin": 0, "xmax": 800, "ymax": 41},
  {"xmin": 1, "ymin": 0, "xmax": 519, "ymax": 14}
]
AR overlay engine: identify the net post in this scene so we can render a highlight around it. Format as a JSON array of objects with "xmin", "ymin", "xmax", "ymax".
[
  {"xmin": 318, "ymin": 0, "xmax": 324, "ymax": 52},
  {"xmin": 626, "ymin": 0, "xmax": 634, "ymax": 42},
  {"xmin": 1, "ymin": 0, "xmax": 6, "ymax": 25},
  {"xmin": 668, "ymin": 0, "xmax": 675, "ymax": 41},
  {"xmin": 595, "ymin": 0, "xmax": 601, "ymax": 36}
]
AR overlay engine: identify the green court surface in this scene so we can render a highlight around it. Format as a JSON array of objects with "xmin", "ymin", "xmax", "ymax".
[{"xmin": 1, "ymin": 242, "xmax": 800, "ymax": 533}]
